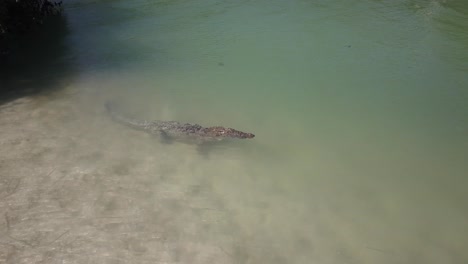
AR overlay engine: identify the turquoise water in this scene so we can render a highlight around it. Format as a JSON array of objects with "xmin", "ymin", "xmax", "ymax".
[
  {"xmin": 68, "ymin": 0, "xmax": 468, "ymax": 262},
  {"xmin": 3, "ymin": 0, "xmax": 467, "ymax": 263}
]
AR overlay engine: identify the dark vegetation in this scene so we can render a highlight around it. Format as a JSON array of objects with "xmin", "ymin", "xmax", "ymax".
[
  {"xmin": 0, "ymin": 0, "xmax": 62, "ymax": 51},
  {"xmin": 0, "ymin": 0, "xmax": 73, "ymax": 104}
]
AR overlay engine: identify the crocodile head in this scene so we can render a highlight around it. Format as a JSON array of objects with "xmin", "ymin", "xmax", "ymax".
[{"xmin": 203, "ymin": 126, "xmax": 255, "ymax": 139}]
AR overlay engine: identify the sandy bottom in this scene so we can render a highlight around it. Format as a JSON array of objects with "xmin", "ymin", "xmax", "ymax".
[
  {"xmin": 1, "ymin": 84, "xmax": 467, "ymax": 264},
  {"xmin": 0, "ymin": 88, "xmax": 256, "ymax": 264}
]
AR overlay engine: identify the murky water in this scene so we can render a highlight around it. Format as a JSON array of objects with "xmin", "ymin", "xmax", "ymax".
[{"xmin": 1, "ymin": 0, "xmax": 467, "ymax": 263}]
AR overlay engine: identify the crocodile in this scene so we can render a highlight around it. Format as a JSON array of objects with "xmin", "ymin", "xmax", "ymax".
[{"xmin": 105, "ymin": 102, "xmax": 255, "ymax": 144}]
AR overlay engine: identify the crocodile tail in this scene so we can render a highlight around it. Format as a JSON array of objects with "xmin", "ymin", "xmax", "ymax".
[{"xmin": 104, "ymin": 102, "xmax": 149, "ymax": 130}]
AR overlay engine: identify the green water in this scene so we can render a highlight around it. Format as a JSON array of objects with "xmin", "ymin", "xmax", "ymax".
[
  {"xmin": 3, "ymin": 0, "xmax": 468, "ymax": 263},
  {"xmin": 70, "ymin": 0, "xmax": 468, "ymax": 262}
]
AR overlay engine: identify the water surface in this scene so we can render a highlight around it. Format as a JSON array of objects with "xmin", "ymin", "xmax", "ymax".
[{"xmin": 1, "ymin": 0, "xmax": 467, "ymax": 263}]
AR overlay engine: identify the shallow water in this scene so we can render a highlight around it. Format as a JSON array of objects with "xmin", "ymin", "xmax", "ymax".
[{"xmin": 1, "ymin": 0, "xmax": 468, "ymax": 263}]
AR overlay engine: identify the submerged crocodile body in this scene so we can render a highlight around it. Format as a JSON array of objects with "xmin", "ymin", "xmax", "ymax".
[{"xmin": 105, "ymin": 102, "xmax": 255, "ymax": 144}]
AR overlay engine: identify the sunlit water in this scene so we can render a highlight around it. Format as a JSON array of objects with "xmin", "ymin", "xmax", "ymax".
[{"xmin": 1, "ymin": 0, "xmax": 467, "ymax": 263}]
